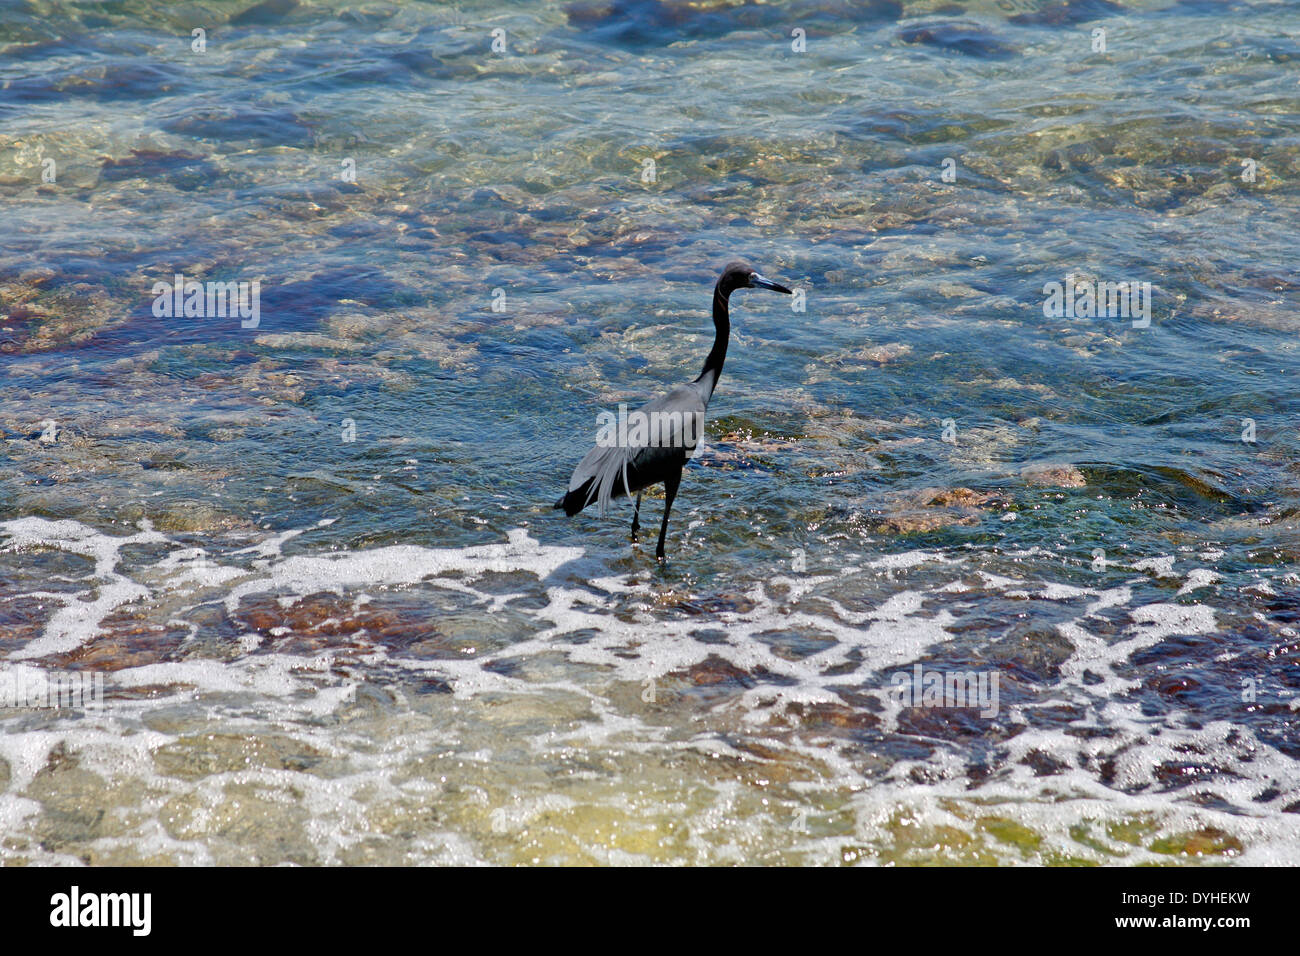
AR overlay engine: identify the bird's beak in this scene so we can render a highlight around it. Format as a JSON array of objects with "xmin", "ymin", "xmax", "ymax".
[{"xmin": 750, "ymin": 273, "xmax": 793, "ymax": 294}]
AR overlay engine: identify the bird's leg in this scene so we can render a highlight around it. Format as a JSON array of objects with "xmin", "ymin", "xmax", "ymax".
[
  {"xmin": 656, "ymin": 471, "xmax": 682, "ymax": 562},
  {"xmin": 631, "ymin": 492, "xmax": 641, "ymax": 538}
]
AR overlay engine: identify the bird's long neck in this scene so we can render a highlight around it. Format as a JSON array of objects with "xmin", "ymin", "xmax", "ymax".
[{"xmin": 694, "ymin": 280, "xmax": 732, "ymax": 403}]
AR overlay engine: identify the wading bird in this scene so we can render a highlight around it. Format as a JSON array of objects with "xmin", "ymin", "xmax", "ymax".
[{"xmin": 553, "ymin": 261, "xmax": 793, "ymax": 561}]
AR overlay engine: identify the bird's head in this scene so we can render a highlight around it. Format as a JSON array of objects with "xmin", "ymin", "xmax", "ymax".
[{"xmin": 721, "ymin": 260, "xmax": 793, "ymax": 295}]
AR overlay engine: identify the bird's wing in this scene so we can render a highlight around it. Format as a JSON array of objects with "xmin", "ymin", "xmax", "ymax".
[{"xmin": 568, "ymin": 383, "xmax": 707, "ymax": 514}]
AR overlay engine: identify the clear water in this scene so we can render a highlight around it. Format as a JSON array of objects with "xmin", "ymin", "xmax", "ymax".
[{"xmin": 1, "ymin": 0, "xmax": 1298, "ymax": 864}]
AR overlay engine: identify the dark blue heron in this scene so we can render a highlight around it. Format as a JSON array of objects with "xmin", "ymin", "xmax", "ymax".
[{"xmin": 553, "ymin": 261, "xmax": 793, "ymax": 560}]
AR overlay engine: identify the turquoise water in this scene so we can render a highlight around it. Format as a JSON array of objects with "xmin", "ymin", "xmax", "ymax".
[{"xmin": 0, "ymin": 0, "xmax": 1298, "ymax": 864}]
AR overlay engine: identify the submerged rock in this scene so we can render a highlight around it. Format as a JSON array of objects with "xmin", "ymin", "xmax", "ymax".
[
  {"xmin": 0, "ymin": 280, "xmax": 126, "ymax": 354},
  {"xmin": 1021, "ymin": 463, "xmax": 1087, "ymax": 488},
  {"xmin": 1148, "ymin": 827, "xmax": 1243, "ymax": 857},
  {"xmin": 230, "ymin": 0, "xmax": 299, "ymax": 27},
  {"xmin": 162, "ymin": 105, "xmax": 314, "ymax": 148},
  {"xmin": 1010, "ymin": 0, "xmax": 1123, "ymax": 26},
  {"xmin": 153, "ymin": 732, "xmax": 324, "ymax": 781},
  {"xmin": 99, "ymin": 148, "xmax": 219, "ymax": 192},
  {"xmin": 871, "ymin": 486, "xmax": 1007, "ymax": 534},
  {"xmin": 899, "ymin": 20, "xmax": 1020, "ymax": 59},
  {"xmin": 566, "ymin": 0, "xmax": 903, "ymax": 46}
]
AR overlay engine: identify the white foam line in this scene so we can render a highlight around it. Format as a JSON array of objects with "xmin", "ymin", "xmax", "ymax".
[
  {"xmin": 222, "ymin": 529, "xmax": 583, "ymax": 614},
  {"xmin": 1133, "ymin": 556, "xmax": 1177, "ymax": 578},
  {"xmin": 1, "ymin": 518, "xmax": 584, "ymax": 660},
  {"xmin": 2, "ymin": 517, "xmax": 1296, "ymax": 864},
  {"xmin": 1178, "ymin": 568, "xmax": 1220, "ymax": 595},
  {"xmin": 867, "ymin": 550, "xmax": 959, "ymax": 571},
  {"xmin": 2, "ymin": 517, "xmax": 168, "ymax": 659}
]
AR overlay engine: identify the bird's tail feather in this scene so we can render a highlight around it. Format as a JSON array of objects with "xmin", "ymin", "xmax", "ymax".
[{"xmin": 554, "ymin": 462, "xmax": 635, "ymax": 517}]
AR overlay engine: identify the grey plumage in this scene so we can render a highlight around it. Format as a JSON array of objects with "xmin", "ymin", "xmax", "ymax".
[
  {"xmin": 564, "ymin": 383, "xmax": 707, "ymax": 516},
  {"xmin": 553, "ymin": 261, "xmax": 793, "ymax": 561}
]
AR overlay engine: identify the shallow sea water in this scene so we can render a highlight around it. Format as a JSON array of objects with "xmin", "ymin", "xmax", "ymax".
[{"xmin": 0, "ymin": 0, "xmax": 1298, "ymax": 864}]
